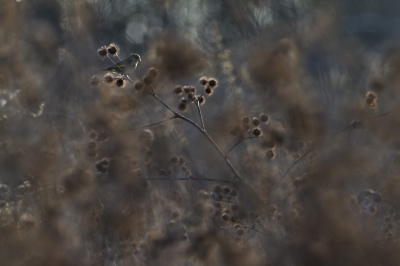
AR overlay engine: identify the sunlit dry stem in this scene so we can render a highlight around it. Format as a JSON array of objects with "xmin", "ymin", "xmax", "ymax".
[{"xmin": 194, "ymin": 97, "xmax": 205, "ymax": 130}]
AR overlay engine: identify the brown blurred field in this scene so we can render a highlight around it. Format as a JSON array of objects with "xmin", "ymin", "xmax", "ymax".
[{"xmin": 1, "ymin": 0, "xmax": 400, "ymax": 265}]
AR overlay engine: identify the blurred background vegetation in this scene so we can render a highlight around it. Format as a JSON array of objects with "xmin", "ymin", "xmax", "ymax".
[{"xmin": 2, "ymin": 0, "xmax": 400, "ymax": 265}]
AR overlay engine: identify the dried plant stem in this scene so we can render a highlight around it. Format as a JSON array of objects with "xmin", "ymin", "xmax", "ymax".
[
  {"xmin": 273, "ymin": 149, "xmax": 312, "ymax": 191},
  {"xmin": 148, "ymin": 90, "xmax": 243, "ymax": 182},
  {"xmin": 226, "ymin": 137, "xmax": 255, "ymax": 158},
  {"xmin": 194, "ymin": 98, "xmax": 205, "ymax": 130}
]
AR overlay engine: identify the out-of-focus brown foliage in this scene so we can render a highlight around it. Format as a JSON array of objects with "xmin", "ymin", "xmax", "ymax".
[{"xmin": 2, "ymin": 0, "xmax": 400, "ymax": 265}]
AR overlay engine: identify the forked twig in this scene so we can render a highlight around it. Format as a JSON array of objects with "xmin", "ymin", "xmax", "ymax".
[{"xmin": 226, "ymin": 137, "xmax": 255, "ymax": 158}]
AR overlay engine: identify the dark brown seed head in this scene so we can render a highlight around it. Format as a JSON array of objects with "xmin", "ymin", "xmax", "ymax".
[
  {"xmin": 260, "ymin": 113, "xmax": 269, "ymax": 123},
  {"xmin": 183, "ymin": 86, "xmax": 191, "ymax": 94},
  {"xmin": 204, "ymin": 87, "xmax": 214, "ymax": 96},
  {"xmin": 97, "ymin": 46, "xmax": 108, "ymax": 58},
  {"xmin": 199, "ymin": 76, "xmax": 208, "ymax": 86},
  {"xmin": 266, "ymin": 149, "xmax": 276, "ymax": 159},
  {"xmin": 174, "ymin": 86, "xmax": 183, "ymax": 95},
  {"xmin": 241, "ymin": 116, "xmax": 250, "ymax": 125},
  {"xmin": 103, "ymin": 73, "xmax": 114, "ymax": 84},
  {"xmin": 147, "ymin": 68, "xmax": 159, "ymax": 78},
  {"xmin": 208, "ymin": 78, "xmax": 218, "ymax": 88},
  {"xmin": 170, "ymin": 156, "xmax": 178, "ymax": 164},
  {"xmin": 134, "ymin": 81, "xmax": 144, "ymax": 91},
  {"xmin": 107, "ymin": 43, "xmax": 119, "ymax": 56},
  {"xmin": 143, "ymin": 75, "xmax": 153, "ymax": 85},
  {"xmin": 115, "ymin": 78, "xmax": 125, "ymax": 88},
  {"xmin": 252, "ymin": 118, "xmax": 260, "ymax": 127},
  {"xmin": 197, "ymin": 95, "xmax": 206, "ymax": 105},
  {"xmin": 252, "ymin": 128, "xmax": 262, "ymax": 137},
  {"xmin": 91, "ymin": 75, "xmax": 100, "ymax": 86}
]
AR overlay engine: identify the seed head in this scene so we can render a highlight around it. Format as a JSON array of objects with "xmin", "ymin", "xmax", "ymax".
[
  {"xmin": 134, "ymin": 168, "xmax": 143, "ymax": 177},
  {"xmin": 183, "ymin": 86, "xmax": 191, "ymax": 94},
  {"xmin": 199, "ymin": 76, "xmax": 208, "ymax": 86},
  {"xmin": 107, "ymin": 43, "xmax": 119, "ymax": 56},
  {"xmin": 252, "ymin": 128, "xmax": 262, "ymax": 137},
  {"xmin": 170, "ymin": 156, "xmax": 178, "ymax": 164},
  {"xmin": 366, "ymin": 91, "xmax": 377, "ymax": 100},
  {"xmin": 97, "ymin": 132, "xmax": 108, "ymax": 141},
  {"xmin": 366, "ymin": 91, "xmax": 377, "ymax": 107},
  {"xmin": 143, "ymin": 75, "xmax": 153, "ymax": 85},
  {"xmin": 260, "ymin": 113, "xmax": 269, "ymax": 123},
  {"xmin": 103, "ymin": 73, "xmax": 114, "ymax": 84},
  {"xmin": 204, "ymin": 87, "xmax": 214, "ymax": 96},
  {"xmin": 147, "ymin": 68, "xmax": 159, "ymax": 78},
  {"xmin": 115, "ymin": 78, "xmax": 125, "ymax": 88},
  {"xmin": 91, "ymin": 75, "xmax": 100, "ymax": 86},
  {"xmin": 241, "ymin": 116, "xmax": 250, "ymax": 125},
  {"xmin": 252, "ymin": 117, "xmax": 260, "ymax": 127},
  {"xmin": 222, "ymin": 186, "xmax": 231, "ymax": 194},
  {"xmin": 187, "ymin": 92, "xmax": 196, "ymax": 102},
  {"xmin": 178, "ymin": 102, "xmax": 187, "ymax": 111},
  {"xmin": 97, "ymin": 45, "xmax": 108, "ymax": 58},
  {"xmin": 208, "ymin": 78, "xmax": 218, "ymax": 88},
  {"xmin": 88, "ymin": 141, "xmax": 97, "ymax": 150},
  {"xmin": 134, "ymin": 81, "xmax": 144, "ymax": 91},
  {"xmin": 266, "ymin": 149, "xmax": 276, "ymax": 159},
  {"xmin": 89, "ymin": 131, "xmax": 97, "ymax": 139},
  {"xmin": 214, "ymin": 185, "xmax": 222, "ymax": 194},
  {"xmin": 293, "ymin": 177, "xmax": 302, "ymax": 187},
  {"xmin": 197, "ymin": 95, "xmax": 206, "ymax": 105},
  {"xmin": 174, "ymin": 86, "xmax": 183, "ymax": 95},
  {"xmin": 178, "ymin": 156, "xmax": 186, "ymax": 165}
]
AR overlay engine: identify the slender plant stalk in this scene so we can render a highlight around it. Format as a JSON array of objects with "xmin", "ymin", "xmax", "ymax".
[
  {"xmin": 226, "ymin": 136, "xmax": 255, "ymax": 158},
  {"xmin": 148, "ymin": 90, "xmax": 243, "ymax": 182},
  {"xmin": 194, "ymin": 98, "xmax": 205, "ymax": 130}
]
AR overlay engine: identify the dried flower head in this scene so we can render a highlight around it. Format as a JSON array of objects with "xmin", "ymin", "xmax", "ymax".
[
  {"xmin": 115, "ymin": 78, "xmax": 125, "ymax": 88},
  {"xmin": 91, "ymin": 75, "xmax": 100, "ymax": 86},
  {"xmin": 252, "ymin": 117, "xmax": 260, "ymax": 127},
  {"xmin": 143, "ymin": 75, "xmax": 153, "ymax": 85},
  {"xmin": 134, "ymin": 81, "xmax": 144, "ymax": 91},
  {"xmin": 366, "ymin": 91, "xmax": 377, "ymax": 107},
  {"xmin": 266, "ymin": 149, "xmax": 276, "ymax": 159},
  {"xmin": 107, "ymin": 43, "xmax": 119, "ymax": 56},
  {"xmin": 170, "ymin": 156, "xmax": 178, "ymax": 164},
  {"xmin": 366, "ymin": 91, "xmax": 377, "ymax": 100},
  {"xmin": 174, "ymin": 86, "xmax": 183, "ymax": 95},
  {"xmin": 187, "ymin": 92, "xmax": 196, "ymax": 102},
  {"xmin": 134, "ymin": 168, "xmax": 143, "ymax": 177},
  {"xmin": 208, "ymin": 78, "xmax": 218, "ymax": 88},
  {"xmin": 183, "ymin": 86, "xmax": 191, "ymax": 94},
  {"xmin": 197, "ymin": 95, "xmax": 206, "ymax": 105},
  {"xmin": 260, "ymin": 113, "xmax": 269, "ymax": 123},
  {"xmin": 199, "ymin": 76, "xmax": 208, "ymax": 86},
  {"xmin": 252, "ymin": 128, "xmax": 262, "ymax": 137},
  {"xmin": 97, "ymin": 132, "xmax": 108, "ymax": 141},
  {"xmin": 179, "ymin": 98, "xmax": 188, "ymax": 105},
  {"xmin": 147, "ymin": 68, "xmax": 159, "ymax": 78},
  {"xmin": 178, "ymin": 156, "xmax": 186, "ymax": 165},
  {"xmin": 103, "ymin": 73, "xmax": 114, "ymax": 84},
  {"xmin": 241, "ymin": 116, "xmax": 250, "ymax": 125},
  {"xmin": 97, "ymin": 45, "xmax": 108, "ymax": 58},
  {"xmin": 88, "ymin": 141, "xmax": 97, "ymax": 150},
  {"xmin": 293, "ymin": 177, "xmax": 302, "ymax": 187},
  {"xmin": 89, "ymin": 131, "xmax": 97, "ymax": 139},
  {"xmin": 205, "ymin": 87, "xmax": 214, "ymax": 96}
]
